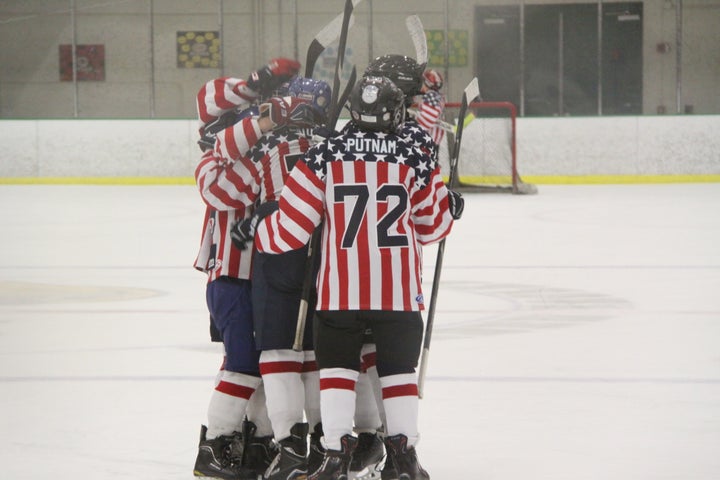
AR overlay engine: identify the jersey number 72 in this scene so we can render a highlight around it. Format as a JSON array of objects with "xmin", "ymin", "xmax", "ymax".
[{"xmin": 334, "ymin": 183, "xmax": 409, "ymax": 249}]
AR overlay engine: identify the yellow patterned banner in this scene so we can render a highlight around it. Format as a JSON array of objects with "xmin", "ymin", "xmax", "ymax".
[
  {"xmin": 177, "ymin": 31, "xmax": 221, "ymax": 68},
  {"xmin": 426, "ymin": 29, "xmax": 469, "ymax": 67}
]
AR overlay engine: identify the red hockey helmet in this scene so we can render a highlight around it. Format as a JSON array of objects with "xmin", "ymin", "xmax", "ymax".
[{"xmin": 423, "ymin": 69, "xmax": 444, "ymax": 91}]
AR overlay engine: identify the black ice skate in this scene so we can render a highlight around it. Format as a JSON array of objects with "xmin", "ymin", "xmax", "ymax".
[
  {"xmin": 193, "ymin": 425, "xmax": 257, "ymax": 480},
  {"xmin": 380, "ymin": 453, "xmax": 397, "ymax": 480},
  {"xmin": 308, "ymin": 422, "xmax": 327, "ymax": 475},
  {"xmin": 348, "ymin": 432, "xmax": 384, "ymax": 480},
  {"xmin": 383, "ymin": 435, "xmax": 429, "ymax": 480},
  {"xmin": 308, "ymin": 434, "xmax": 358, "ymax": 480},
  {"xmin": 264, "ymin": 422, "xmax": 309, "ymax": 480},
  {"xmin": 242, "ymin": 420, "xmax": 279, "ymax": 477}
]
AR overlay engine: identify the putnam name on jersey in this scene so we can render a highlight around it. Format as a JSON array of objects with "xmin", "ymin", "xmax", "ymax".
[{"xmin": 345, "ymin": 137, "xmax": 397, "ymax": 154}]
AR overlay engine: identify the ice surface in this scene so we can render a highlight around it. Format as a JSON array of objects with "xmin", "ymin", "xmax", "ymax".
[{"xmin": 1, "ymin": 184, "xmax": 719, "ymax": 479}]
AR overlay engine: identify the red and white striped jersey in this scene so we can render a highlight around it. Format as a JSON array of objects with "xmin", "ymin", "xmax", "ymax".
[
  {"xmin": 255, "ymin": 123, "xmax": 455, "ymax": 312},
  {"xmin": 194, "ymin": 116, "xmax": 264, "ymax": 282},
  {"xmin": 194, "ymin": 120, "xmax": 319, "ymax": 281},
  {"xmin": 195, "ymin": 117, "xmax": 264, "ymax": 212},
  {"xmin": 413, "ymin": 90, "xmax": 446, "ymax": 147},
  {"xmin": 196, "ymin": 76, "xmax": 259, "ymax": 139},
  {"xmin": 194, "ymin": 206, "xmax": 253, "ymax": 282}
]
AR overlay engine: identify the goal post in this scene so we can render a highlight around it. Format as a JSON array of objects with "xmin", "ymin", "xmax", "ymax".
[{"xmin": 439, "ymin": 101, "xmax": 537, "ymax": 194}]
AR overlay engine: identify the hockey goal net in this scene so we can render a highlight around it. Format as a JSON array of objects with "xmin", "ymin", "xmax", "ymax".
[{"xmin": 438, "ymin": 101, "xmax": 537, "ymax": 194}]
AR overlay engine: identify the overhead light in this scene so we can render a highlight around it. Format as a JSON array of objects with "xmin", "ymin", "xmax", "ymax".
[{"xmin": 618, "ymin": 13, "xmax": 640, "ymax": 21}]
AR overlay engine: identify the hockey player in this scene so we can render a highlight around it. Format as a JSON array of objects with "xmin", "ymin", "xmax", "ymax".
[
  {"xmin": 228, "ymin": 76, "xmax": 333, "ymax": 480},
  {"xmin": 346, "ymin": 54, "xmax": 443, "ymax": 480},
  {"xmin": 415, "ymin": 69, "xmax": 447, "ymax": 147},
  {"xmin": 192, "ymin": 57, "xmax": 302, "ymax": 480},
  {"xmin": 364, "ymin": 54, "xmax": 439, "ymax": 162},
  {"xmin": 252, "ymin": 76, "xmax": 464, "ymax": 480}
]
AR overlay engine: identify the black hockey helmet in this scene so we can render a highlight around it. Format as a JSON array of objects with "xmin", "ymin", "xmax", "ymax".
[
  {"xmin": 349, "ymin": 75, "xmax": 406, "ymax": 132},
  {"xmin": 364, "ymin": 54, "xmax": 424, "ymax": 103}
]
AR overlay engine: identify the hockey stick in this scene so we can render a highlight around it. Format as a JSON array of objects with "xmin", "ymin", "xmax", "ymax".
[
  {"xmin": 407, "ymin": 107, "xmax": 479, "ymax": 134},
  {"xmin": 291, "ymin": 66, "xmax": 356, "ymax": 353},
  {"xmin": 406, "ymin": 107, "xmax": 457, "ymax": 133},
  {"xmin": 293, "ymin": 0, "xmax": 357, "ymax": 352},
  {"xmin": 304, "ymin": 0, "xmax": 361, "ymax": 78},
  {"xmin": 405, "ymin": 14, "xmax": 428, "ymax": 68},
  {"xmin": 328, "ymin": 0, "xmax": 354, "ymax": 117},
  {"xmin": 417, "ymin": 77, "xmax": 480, "ymax": 398},
  {"xmin": 327, "ymin": 64, "xmax": 357, "ymax": 131}
]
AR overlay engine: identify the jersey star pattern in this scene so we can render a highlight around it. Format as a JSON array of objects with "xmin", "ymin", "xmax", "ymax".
[
  {"xmin": 398, "ymin": 118, "xmax": 440, "ymax": 162},
  {"xmin": 246, "ymin": 128, "xmax": 316, "ymax": 201},
  {"xmin": 255, "ymin": 123, "xmax": 455, "ymax": 312}
]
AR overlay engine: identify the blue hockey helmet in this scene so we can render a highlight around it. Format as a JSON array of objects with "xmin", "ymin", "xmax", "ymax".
[{"xmin": 288, "ymin": 77, "xmax": 332, "ymax": 119}]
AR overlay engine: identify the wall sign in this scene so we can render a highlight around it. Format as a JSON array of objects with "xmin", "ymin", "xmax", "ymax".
[
  {"xmin": 59, "ymin": 44, "xmax": 105, "ymax": 81},
  {"xmin": 426, "ymin": 29, "xmax": 469, "ymax": 67},
  {"xmin": 177, "ymin": 31, "xmax": 221, "ymax": 68}
]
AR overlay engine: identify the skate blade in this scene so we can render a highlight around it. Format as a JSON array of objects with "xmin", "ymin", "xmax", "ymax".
[
  {"xmin": 193, "ymin": 471, "xmax": 263, "ymax": 480},
  {"xmin": 348, "ymin": 465, "xmax": 382, "ymax": 480}
]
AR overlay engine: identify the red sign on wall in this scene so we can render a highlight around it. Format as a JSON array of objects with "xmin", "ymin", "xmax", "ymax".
[{"xmin": 59, "ymin": 44, "xmax": 105, "ymax": 81}]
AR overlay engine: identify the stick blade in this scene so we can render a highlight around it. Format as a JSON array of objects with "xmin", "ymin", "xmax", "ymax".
[
  {"xmin": 304, "ymin": 1, "xmax": 360, "ymax": 77},
  {"xmin": 315, "ymin": 11, "xmax": 355, "ymax": 48},
  {"xmin": 463, "ymin": 77, "xmax": 480, "ymax": 106},
  {"xmin": 328, "ymin": 65, "xmax": 357, "ymax": 130},
  {"xmin": 405, "ymin": 14, "xmax": 428, "ymax": 66}
]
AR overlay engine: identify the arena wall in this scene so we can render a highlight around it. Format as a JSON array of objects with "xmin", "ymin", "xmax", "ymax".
[{"xmin": 1, "ymin": 116, "xmax": 719, "ymax": 184}]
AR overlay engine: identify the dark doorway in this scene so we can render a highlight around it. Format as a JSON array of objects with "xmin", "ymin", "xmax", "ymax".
[{"xmin": 474, "ymin": 2, "xmax": 643, "ymax": 116}]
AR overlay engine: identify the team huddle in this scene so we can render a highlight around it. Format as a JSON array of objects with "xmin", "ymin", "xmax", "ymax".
[{"xmin": 191, "ymin": 53, "xmax": 464, "ymax": 480}]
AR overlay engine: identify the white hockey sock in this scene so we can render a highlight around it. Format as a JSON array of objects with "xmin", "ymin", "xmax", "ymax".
[
  {"xmin": 380, "ymin": 373, "xmax": 420, "ymax": 446},
  {"xmin": 246, "ymin": 382, "xmax": 274, "ymax": 437},
  {"xmin": 354, "ymin": 348, "xmax": 382, "ymax": 432},
  {"xmin": 207, "ymin": 370, "xmax": 262, "ymax": 439},
  {"xmin": 302, "ymin": 350, "xmax": 321, "ymax": 430},
  {"xmin": 260, "ymin": 349, "xmax": 306, "ymax": 441},
  {"xmin": 319, "ymin": 367, "xmax": 359, "ymax": 450}
]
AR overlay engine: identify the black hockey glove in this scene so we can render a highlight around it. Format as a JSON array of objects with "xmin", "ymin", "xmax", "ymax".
[
  {"xmin": 312, "ymin": 125, "xmax": 339, "ymax": 139},
  {"xmin": 447, "ymin": 189, "xmax": 464, "ymax": 220},
  {"xmin": 197, "ymin": 110, "xmax": 244, "ymax": 151},
  {"xmin": 246, "ymin": 58, "xmax": 301, "ymax": 97},
  {"xmin": 230, "ymin": 201, "xmax": 279, "ymax": 250}
]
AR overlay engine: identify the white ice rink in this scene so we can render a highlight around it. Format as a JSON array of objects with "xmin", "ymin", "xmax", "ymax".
[{"xmin": 1, "ymin": 183, "xmax": 719, "ymax": 479}]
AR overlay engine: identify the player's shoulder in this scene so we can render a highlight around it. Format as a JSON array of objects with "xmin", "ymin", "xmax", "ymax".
[
  {"xmin": 400, "ymin": 119, "xmax": 434, "ymax": 143},
  {"xmin": 423, "ymin": 89, "xmax": 444, "ymax": 104},
  {"xmin": 346, "ymin": 125, "xmax": 412, "ymax": 149},
  {"xmin": 246, "ymin": 129, "xmax": 308, "ymax": 161}
]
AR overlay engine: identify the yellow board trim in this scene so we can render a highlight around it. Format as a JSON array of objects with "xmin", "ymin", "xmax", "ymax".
[
  {"xmin": 443, "ymin": 174, "xmax": 720, "ymax": 185},
  {"xmin": 0, "ymin": 177, "xmax": 196, "ymax": 185},
  {"xmin": 1, "ymin": 175, "xmax": 719, "ymax": 186},
  {"xmin": 521, "ymin": 175, "xmax": 720, "ymax": 184}
]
